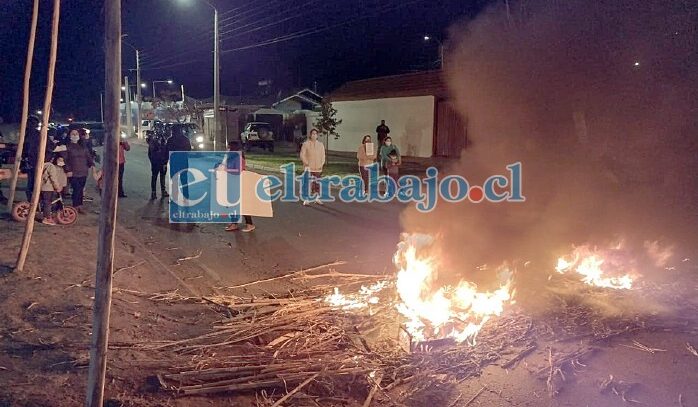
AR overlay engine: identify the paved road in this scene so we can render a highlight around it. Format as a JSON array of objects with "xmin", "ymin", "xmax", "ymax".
[{"xmin": 113, "ymin": 141, "xmax": 404, "ymax": 290}]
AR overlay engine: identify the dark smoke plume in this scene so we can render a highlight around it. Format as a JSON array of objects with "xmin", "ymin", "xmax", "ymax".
[{"xmin": 400, "ymin": 0, "xmax": 698, "ymax": 301}]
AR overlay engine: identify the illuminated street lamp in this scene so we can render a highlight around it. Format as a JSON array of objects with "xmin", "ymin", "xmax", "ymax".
[
  {"xmin": 152, "ymin": 79, "xmax": 175, "ymax": 99},
  {"xmin": 423, "ymin": 34, "xmax": 444, "ymax": 69}
]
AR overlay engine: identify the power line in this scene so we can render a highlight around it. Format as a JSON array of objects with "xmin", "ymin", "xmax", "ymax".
[
  {"xmin": 138, "ymin": 0, "xmax": 264, "ymax": 65},
  {"xmin": 141, "ymin": 0, "xmax": 422, "ymax": 70},
  {"xmin": 218, "ymin": 0, "xmax": 324, "ymax": 40},
  {"xmin": 140, "ymin": 0, "xmax": 320, "ymax": 69},
  {"xmin": 221, "ymin": 0, "xmax": 422, "ymax": 53}
]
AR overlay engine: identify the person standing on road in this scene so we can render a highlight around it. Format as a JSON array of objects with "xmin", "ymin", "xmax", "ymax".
[
  {"xmin": 223, "ymin": 140, "xmax": 255, "ymax": 232},
  {"xmin": 376, "ymin": 120, "xmax": 390, "ymax": 146},
  {"xmin": 379, "ymin": 136, "xmax": 401, "ymax": 175},
  {"xmin": 78, "ymin": 128, "xmax": 98, "ymax": 203},
  {"xmin": 39, "ymin": 154, "xmax": 63, "ymax": 226},
  {"xmin": 357, "ymin": 135, "xmax": 376, "ymax": 193},
  {"xmin": 300, "ymin": 128, "xmax": 326, "ymax": 206},
  {"xmin": 147, "ymin": 132, "xmax": 169, "ymax": 200},
  {"xmin": 118, "ymin": 138, "xmax": 130, "ymax": 198},
  {"xmin": 65, "ymin": 129, "xmax": 94, "ymax": 213}
]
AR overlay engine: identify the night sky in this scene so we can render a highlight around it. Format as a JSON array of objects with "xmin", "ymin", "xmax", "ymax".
[{"xmin": 0, "ymin": 0, "xmax": 490, "ymax": 122}]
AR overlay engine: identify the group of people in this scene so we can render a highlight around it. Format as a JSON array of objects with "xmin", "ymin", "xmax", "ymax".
[
  {"xmin": 296, "ymin": 120, "xmax": 402, "ymax": 204},
  {"xmin": 357, "ymin": 120, "xmax": 401, "ymax": 192},
  {"xmin": 21, "ymin": 116, "xmax": 130, "ymax": 225}
]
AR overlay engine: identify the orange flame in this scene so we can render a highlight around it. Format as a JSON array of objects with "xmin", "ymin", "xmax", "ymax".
[
  {"xmin": 393, "ymin": 234, "xmax": 514, "ymax": 345},
  {"xmin": 556, "ymin": 244, "xmax": 635, "ymax": 289}
]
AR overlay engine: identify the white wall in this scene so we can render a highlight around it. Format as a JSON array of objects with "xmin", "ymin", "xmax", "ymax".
[{"xmin": 331, "ymin": 96, "xmax": 435, "ymax": 157}]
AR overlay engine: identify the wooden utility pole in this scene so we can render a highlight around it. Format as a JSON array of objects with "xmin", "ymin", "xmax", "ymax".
[
  {"xmin": 7, "ymin": 0, "xmax": 40, "ymax": 207},
  {"xmin": 15, "ymin": 0, "xmax": 60, "ymax": 272},
  {"xmin": 85, "ymin": 0, "xmax": 120, "ymax": 405}
]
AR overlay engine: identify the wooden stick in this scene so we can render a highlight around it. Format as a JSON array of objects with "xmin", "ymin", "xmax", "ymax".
[
  {"xmin": 362, "ymin": 374, "xmax": 382, "ymax": 407},
  {"xmin": 271, "ymin": 373, "xmax": 319, "ymax": 407},
  {"xmin": 85, "ymin": 0, "xmax": 120, "ymax": 405},
  {"xmin": 14, "ymin": 0, "xmax": 60, "ymax": 272},
  {"xmin": 221, "ymin": 261, "xmax": 348, "ymax": 289},
  {"xmin": 7, "ymin": 0, "xmax": 39, "ymax": 206},
  {"xmin": 464, "ymin": 386, "xmax": 486, "ymax": 406}
]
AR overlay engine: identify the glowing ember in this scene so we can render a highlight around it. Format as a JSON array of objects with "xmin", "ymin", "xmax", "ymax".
[
  {"xmin": 325, "ymin": 281, "xmax": 388, "ymax": 310},
  {"xmin": 393, "ymin": 233, "xmax": 514, "ymax": 345},
  {"xmin": 556, "ymin": 244, "xmax": 635, "ymax": 289}
]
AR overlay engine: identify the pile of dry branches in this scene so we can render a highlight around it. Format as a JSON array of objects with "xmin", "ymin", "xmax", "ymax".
[
  {"xmin": 133, "ymin": 267, "xmax": 696, "ymax": 405},
  {"xmin": 135, "ymin": 267, "xmax": 534, "ymax": 406}
]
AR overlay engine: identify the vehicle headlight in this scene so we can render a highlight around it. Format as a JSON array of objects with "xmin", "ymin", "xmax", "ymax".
[
  {"xmin": 198, "ymin": 143, "xmax": 204, "ymax": 149},
  {"xmin": 196, "ymin": 136, "xmax": 204, "ymax": 142},
  {"xmin": 121, "ymin": 131, "xmax": 127, "ymax": 139}
]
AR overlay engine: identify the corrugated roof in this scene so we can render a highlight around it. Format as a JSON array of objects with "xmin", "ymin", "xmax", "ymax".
[{"xmin": 329, "ymin": 70, "xmax": 449, "ymax": 102}]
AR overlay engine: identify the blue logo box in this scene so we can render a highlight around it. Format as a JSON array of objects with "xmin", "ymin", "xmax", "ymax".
[{"xmin": 168, "ymin": 151, "xmax": 243, "ymax": 223}]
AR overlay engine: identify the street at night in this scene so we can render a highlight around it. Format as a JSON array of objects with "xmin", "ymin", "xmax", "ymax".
[{"xmin": 1, "ymin": 0, "xmax": 698, "ymax": 406}]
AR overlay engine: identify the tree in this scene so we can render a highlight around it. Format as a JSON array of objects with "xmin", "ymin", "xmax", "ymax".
[{"xmin": 314, "ymin": 100, "xmax": 342, "ymax": 152}]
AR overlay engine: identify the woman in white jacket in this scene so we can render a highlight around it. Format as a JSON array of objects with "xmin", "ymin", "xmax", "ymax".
[{"xmin": 299, "ymin": 129, "xmax": 326, "ymax": 205}]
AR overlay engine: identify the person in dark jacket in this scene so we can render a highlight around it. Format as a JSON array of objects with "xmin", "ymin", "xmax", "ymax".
[
  {"xmin": 165, "ymin": 125, "xmax": 192, "ymax": 200},
  {"xmin": 223, "ymin": 140, "xmax": 255, "ymax": 232},
  {"xmin": 147, "ymin": 132, "xmax": 169, "ymax": 200},
  {"xmin": 21, "ymin": 115, "xmax": 41, "ymax": 200},
  {"xmin": 376, "ymin": 120, "xmax": 391, "ymax": 146},
  {"xmin": 65, "ymin": 129, "xmax": 94, "ymax": 212}
]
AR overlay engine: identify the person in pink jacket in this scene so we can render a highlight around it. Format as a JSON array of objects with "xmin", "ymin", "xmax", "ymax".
[{"xmin": 299, "ymin": 128, "xmax": 326, "ymax": 205}]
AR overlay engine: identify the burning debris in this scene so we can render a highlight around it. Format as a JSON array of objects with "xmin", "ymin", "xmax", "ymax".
[
  {"xmin": 555, "ymin": 243, "xmax": 636, "ymax": 290},
  {"xmin": 128, "ymin": 233, "xmax": 698, "ymax": 405}
]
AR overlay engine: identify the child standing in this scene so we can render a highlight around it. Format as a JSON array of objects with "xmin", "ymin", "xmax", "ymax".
[
  {"xmin": 386, "ymin": 151, "xmax": 400, "ymax": 186},
  {"xmin": 223, "ymin": 140, "xmax": 255, "ymax": 232},
  {"xmin": 40, "ymin": 155, "xmax": 64, "ymax": 225}
]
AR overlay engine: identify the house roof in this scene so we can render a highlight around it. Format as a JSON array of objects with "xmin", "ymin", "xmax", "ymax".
[
  {"xmin": 329, "ymin": 70, "xmax": 449, "ymax": 102},
  {"xmin": 272, "ymin": 88, "xmax": 323, "ymax": 109}
]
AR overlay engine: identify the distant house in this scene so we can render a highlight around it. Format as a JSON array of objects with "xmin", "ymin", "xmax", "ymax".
[
  {"xmin": 273, "ymin": 88, "xmax": 323, "ymax": 113},
  {"xmin": 329, "ymin": 70, "xmax": 467, "ymax": 158},
  {"xmin": 272, "ymin": 89, "xmax": 323, "ymax": 142}
]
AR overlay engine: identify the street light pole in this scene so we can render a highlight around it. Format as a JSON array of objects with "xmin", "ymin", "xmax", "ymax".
[
  {"xmin": 135, "ymin": 49, "xmax": 142, "ymax": 138},
  {"xmin": 124, "ymin": 76, "xmax": 132, "ymax": 137},
  {"xmin": 121, "ymin": 36, "xmax": 142, "ymax": 138},
  {"xmin": 213, "ymin": 6, "xmax": 220, "ymax": 150}
]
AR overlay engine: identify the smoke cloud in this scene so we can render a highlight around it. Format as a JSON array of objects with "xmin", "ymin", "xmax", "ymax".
[{"xmin": 400, "ymin": 0, "xmax": 698, "ymax": 305}]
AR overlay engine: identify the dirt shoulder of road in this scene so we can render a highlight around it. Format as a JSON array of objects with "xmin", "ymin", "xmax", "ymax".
[{"xmin": 0, "ymin": 210, "xmax": 241, "ymax": 406}]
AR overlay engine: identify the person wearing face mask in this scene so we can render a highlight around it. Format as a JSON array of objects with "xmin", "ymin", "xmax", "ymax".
[
  {"xmin": 299, "ymin": 128, "xmax": 326, "ymax": 205},
  {"xmin": 357, "ymin": 135, "xmax": 376, "ymax": 193},
  {"xmin": 379, "ymin": 136, "xmax": 401, "ymax": 176},
  {"xmin": 39, "ymin": 154, "xmax": 64, "ymax": 226},
  {"xmin": 65, "ymin": 129, "xmax": 94, "ymax": 213}
]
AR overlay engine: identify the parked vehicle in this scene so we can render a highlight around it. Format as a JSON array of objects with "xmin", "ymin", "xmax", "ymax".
[
  {"xmin": 183, "ymin": 123, "xmax": 212, "ymax": 151},
  {"xmin": 0, "ymin": 142, "xmax": 17, "ymax": 165},
  {"xmin": 241, "ymin": 122, "xmax": 274, "ymax": 152}
]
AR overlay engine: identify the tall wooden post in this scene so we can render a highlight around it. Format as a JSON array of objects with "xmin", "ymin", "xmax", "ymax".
[
  {"xmin": 7, "ymin": 0, "xmax": 39, "ymax": 207},
  {"xmin": 15, "ymin": 0, "xmax": 60, "ymax": 272},
  {"xmin": 85, "ymin": 0, "xmax": 120, "ymax": 405}
]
